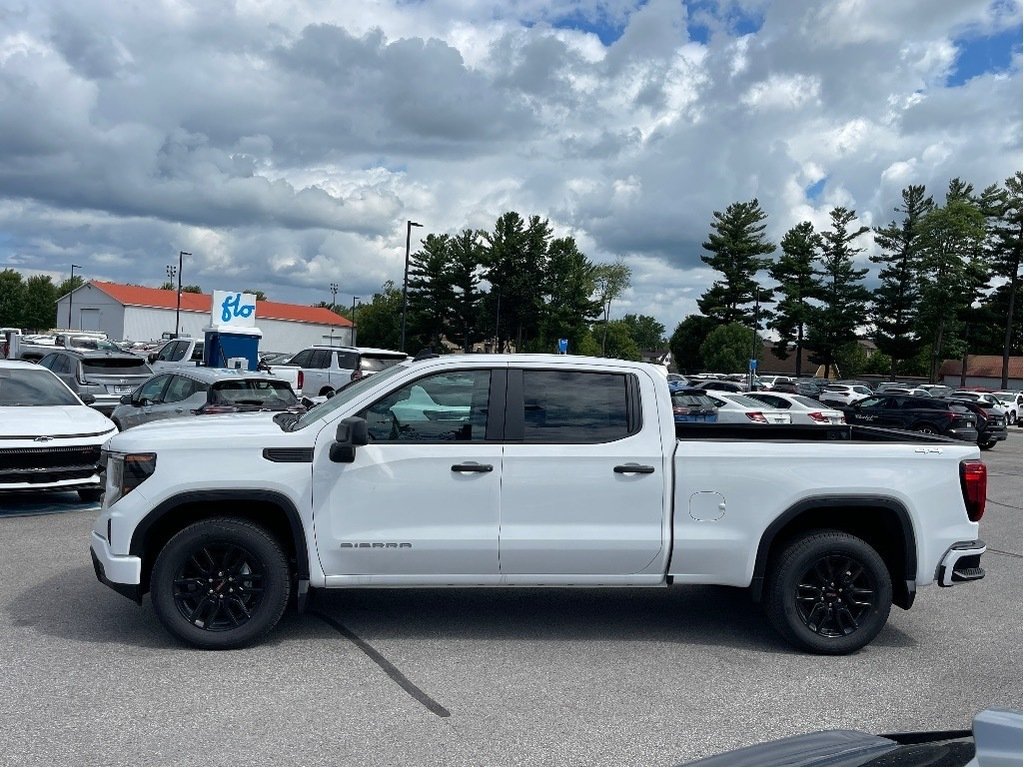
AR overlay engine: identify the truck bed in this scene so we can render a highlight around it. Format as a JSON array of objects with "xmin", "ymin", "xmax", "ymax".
[{"xmin": 675, "ymin": 423, "xmax": 961, "ymax": 443}]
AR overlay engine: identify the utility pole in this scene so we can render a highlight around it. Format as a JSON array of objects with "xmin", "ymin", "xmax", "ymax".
[
  {"xmin": 329, "ymin": 282, "xmax": 339, "ymax": 345},
  {"xmin": 175, "ymin": 251, "xmax": 190, "ymax": 338},
  {"xmin": 350, "ymin": 296, "xmax": 359, "ymax": 346},
  {"xmin": 68, "ymin": 264, "xmax": 82, "ymax": 328},
  {"xmin": 749, "ymin": 289, "xmax": 762, "ymax": 391},
  {"xmin": 400, "ymin": 220, "xmax": 423, "ymax": 352}
]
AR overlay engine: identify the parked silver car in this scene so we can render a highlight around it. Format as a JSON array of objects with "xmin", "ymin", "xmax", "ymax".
[
  {"xmin": 37, "ymin": 349, "xmax": 153, "ymax": 415},
  {"xmin": 110, "ymin": 367, "xmax": 301, "ymax": 430}
]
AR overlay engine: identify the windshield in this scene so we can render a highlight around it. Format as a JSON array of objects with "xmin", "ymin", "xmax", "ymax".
[
  {"xmin": 0, "ymin": 368, "xmax": 80, "ymax": 406},
  {"xmin": 289, "ymin": 363, "xmax": 409, "ymax": 430}
]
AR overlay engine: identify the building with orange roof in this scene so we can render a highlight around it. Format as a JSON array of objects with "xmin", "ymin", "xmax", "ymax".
[{"xmin": 56, "ymin": 281, "xmax": 351, "ymax": 353}]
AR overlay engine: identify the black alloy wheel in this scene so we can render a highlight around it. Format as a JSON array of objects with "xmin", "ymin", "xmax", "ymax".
[
  {"xmin": 794, "ymin": 554, "xmax": 877, "ymax": 639},
  {"xmin": 151, "ymin": 518, "xmax": 290, "ymax": 649},
  {"xmin": 766, "ymin": 530, "xmax": 892, "ymax": 655},
  {"xmin": 171, "ymin": 542, "xmax": 266, "ymax": 632}
]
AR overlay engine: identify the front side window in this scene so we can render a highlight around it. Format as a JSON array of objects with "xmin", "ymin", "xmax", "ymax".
[
  {"xmin": 361, "ymin": 370, "xmax": 490, "ymax": 442},
  {"xmin": 163, "ymin": 375, "xmax": 197, "ymax": 403},
  {"xmin": 288, "ymin": 350, "xmax": 313, "ymax": 368},
  {"xmin": 520, "ymin": 370, "xmax": 633, "ymax": 443}
]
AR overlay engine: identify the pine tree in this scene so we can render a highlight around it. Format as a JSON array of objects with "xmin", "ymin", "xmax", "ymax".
[
  {"xmin": 983, "ymin": 172, "xmax": 1023, "ymax": 387},
  {"xmin": 447, "ymin": 229, "xmax": 486, "ymax": 352},
  {"xmin": 406, "ymin": 233, "xmax": 455, "ymax": 350},
  {"xmin": 870, "ymin": 185, "xmax": 933, "ymax": 378},
  {"xmin": 769, "ymin": 221, "xmax": 821, "ymax": 376},
  {"xmin": 806, "ymin": 207, "xmax": 872, "ymax": 375},
  {"xmin": 541, "ymin": 236, "xmax": 601, "ymax": 354},
  {"xmin": 696, "ymin": 199, "xmax": 776, "ymax": 325}
]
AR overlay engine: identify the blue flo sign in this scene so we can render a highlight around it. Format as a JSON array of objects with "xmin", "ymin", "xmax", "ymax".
[{"xmin": 211, "ymin": 291, "xmax": 257, "ymax": 328}]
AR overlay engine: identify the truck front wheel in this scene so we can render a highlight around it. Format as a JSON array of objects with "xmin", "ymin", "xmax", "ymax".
[
  {"xmin": 151, "ymin": 518, "xmax": 290, "ymax": 649},
  {"xmin": 765, "ymin": 530, "xmax": 892, "ymax": 655}
]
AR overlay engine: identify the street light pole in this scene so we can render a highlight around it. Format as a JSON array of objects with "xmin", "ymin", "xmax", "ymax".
[
  {"xmin": 749, "ymin": 288, "xmax": 762, "ymax": 390},
  {"xmin": 400, "ymin": 220, "xmax": 422, "ymax": 352},
  {"xmin": 350, "ymin": 296, "xmax": 359, "ymax": 346},
  {"xmin": 68, "ymin": 264, "xmax": 83, "ymax": 328},
  {"xmin": 329, "ymin": 282, "xmax": 339, "ymax": 345},
  {"xmin": 176, "ymin": 251, "xmax": 190, "ymax": 338}
]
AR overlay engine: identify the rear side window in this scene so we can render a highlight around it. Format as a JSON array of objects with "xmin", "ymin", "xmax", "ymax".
[
  {"xmin": 82, "ymin": 358, "xmax": 149, "ymax": 375},
  {"xmin": 359, "ymin": 353, "xmax": 407, "ymax": 374},
  {"xmin": 336, "ymin": 351, "xmax": 359, "ymax": 370},
  {"xmin": 520, "ymin": 370, "xmax": 634, "ymax": 443},
  {"xmin": 288, "ymin": 350, "xmax": 313, "ymax": 367},
  {"xmin": 190, "ymin": 343, "xmax": 204, "ymax": 362}
]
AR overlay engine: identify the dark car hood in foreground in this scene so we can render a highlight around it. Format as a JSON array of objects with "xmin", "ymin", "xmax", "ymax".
[{"xmin": 682, "ymin": 709, "xmax": 1022, "ymax": 767}]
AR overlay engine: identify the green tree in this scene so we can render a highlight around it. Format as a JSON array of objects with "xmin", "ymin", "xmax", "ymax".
[
  {"xmin": 700, "ymin": 321, "xmax": 759, "ymax": 373},
  {"xmin": 916, "ymin": 184, "xmax": 988, "ymax": 381},
  {"xmin": 354, "ymin": 281, "xmax": 403, "ymax": 350},
  {"xmin": 448, "ymin": 229, "xmax": 486, "ymax": 352},
  {"xmin": 769, "ymin": 221, "xmax": 821, "ymax": 376},
  {"xmin": 669, "ymin": 315, "xmax": 718, "ymax": 373},
  {"xmin": 982, "ymin": 171, "xmax": 1023, "ymax": 387},
  {"xmin": 593, "ymin": 259, "xmax": 631, "ymax": 355},
  {"xmin": 56, "ymin": 274, "xmax": 85, "ymax": 301},
  {"xmin": 541, "ymin": 236, "xmax": 601, "ymax": 354},
  {"xmin": 697, "ymin": 199, "xmax": 776, "ymax": 325},
  {"xmin": 591, "ymin": 319, "xmax": 641, "ymax": 361},
  {"xmin": 482, "ymin": 212, "xmax": 551, "ymax": 350},
  {"xmin": 181, "ymin": 284, "xmax": 203, "ymax": 294},
  {"xmin": 22, "ymin": 274, "xmax": 58, "ymax": 330},
  {"xmin": 806, "ymin": 207, "xmax": 872, "ymax": 375},
  {"xmin": 406, "ymin": 233, "xmax": 456, "ymax": 350},
  {"xmin": 243, "ymin": 289, "xmax": 268, "ymax": 301},
  {"xmin": 870, "ymin": 184, "xmax": 932, "ymax": 378},
  {"xmin": 0, "ymin": 269, "xmax": 25, "ymax": 327},
  {"xmin": 159, "ymin": 281, "xmax": 175, "ymax": 291},
  {"xmin": 619, "ymin": 314, "xmax": 665, "ymax": 352}
]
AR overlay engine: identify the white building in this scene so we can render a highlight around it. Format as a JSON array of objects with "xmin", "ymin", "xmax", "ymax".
[{"xmin": 56, "ymin": 281, "xmax": 352, "ymax": 352}]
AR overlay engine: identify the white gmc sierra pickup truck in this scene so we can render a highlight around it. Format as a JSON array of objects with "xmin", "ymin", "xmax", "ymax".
[{"xmin": 90, "ymin": 354, "xmax": 988, "ymax": 654}]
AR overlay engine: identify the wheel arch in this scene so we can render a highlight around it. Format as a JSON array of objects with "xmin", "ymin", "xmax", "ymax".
[
  {"xmin": 750, "ymin": 496, "xmax": 918, "ymax": 610},
  {"xmin": 129, "ymin": 490, "xmax": 310, "ymax": 595}
]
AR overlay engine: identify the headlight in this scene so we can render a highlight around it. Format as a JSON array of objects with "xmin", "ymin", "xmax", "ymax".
[{"xmin": 105, "ymin": 452, "xmax": 157, "ymax": 506}]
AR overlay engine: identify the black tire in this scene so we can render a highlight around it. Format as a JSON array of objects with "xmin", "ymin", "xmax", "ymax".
[
  {"xmin": 980, "ymin": 440, "xmax": 996, "ymax": 451},
  {"xmin": 765, "ymin": 530, "xmax": 892, "ymax": 655},
  {"xmin": 321, "ymin": 387, "xmax": 335, "ymax": 399},
  {"xmin": 151, "ymin": 518, "xmax": 290, "ymax": 650},
  {"xmin": 912, "ymin": 423, "xmax": 938, "ymax": 434},
  {"xmin": 78, "ymin": 488, "xmax": 103, "ymax": 503}
]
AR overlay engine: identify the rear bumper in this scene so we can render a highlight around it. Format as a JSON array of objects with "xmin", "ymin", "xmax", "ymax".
[
  {"xmin": 936, "ymin": 539, "xmax": 986, "ymax": 587},
  {"xmin": 90, "ymin": 532, "xmax": 143, "ymax": 603}
]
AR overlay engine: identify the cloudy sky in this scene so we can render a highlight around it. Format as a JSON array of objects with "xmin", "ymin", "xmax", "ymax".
[{"xmin": 0, "ymin": 0, "xmax": 1020, "ymax": 332}]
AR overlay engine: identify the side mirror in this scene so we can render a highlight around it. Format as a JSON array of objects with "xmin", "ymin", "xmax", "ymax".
[
  {"xmin": 330, "ymin": 416, "xmax": 368, "ymax": 463},
  {"xmin": 119, "ymin": 394, "xmax": 132, "ymax": 405},
  {"xmin": 147, "ymin": 353, "xmax": 157, "ymax": 363},
  {"xmin": 80, "ymin": 393, "xmax": 96, "ymax": 405}
]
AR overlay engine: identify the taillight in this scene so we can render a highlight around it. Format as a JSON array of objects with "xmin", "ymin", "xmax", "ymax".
[
  {"xmin": 960, "ymin": 460, "xmax": 987, "ymax": 522},
  {"xmin": 808, "ymin": 411, "xmax": 829, "ymax": 423},
  {"xmin": 745, "ymin": 412, "xmax": 768, "ymax": 423},
  {"xmin": 297, "ymin": 370, "xmax": 304, "ymax": 390}
]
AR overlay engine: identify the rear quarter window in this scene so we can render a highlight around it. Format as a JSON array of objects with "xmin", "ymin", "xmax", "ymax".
[{"xmin": 520, "ymin": 370, "xmax": 635, "ymax": 443}]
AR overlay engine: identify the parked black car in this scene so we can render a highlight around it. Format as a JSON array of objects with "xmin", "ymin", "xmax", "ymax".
[
  {"xmin": 947, "ymin": 397, "xmax": 1007, "ymax": 451},
  {"xmin": 37, "ymin": 349, "xmax": 153, "ymax": 415},
  {"xmin": 842, "ymin": 395, "xmax": 978, "ymax": 442}
]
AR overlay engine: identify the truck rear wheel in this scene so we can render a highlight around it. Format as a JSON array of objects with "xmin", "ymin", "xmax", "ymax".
[
  {"xmin": 151, "ymin": 518, "xmax": 290, "ymax": 649},
  {"xmin": 765, "ymin": 530, "xmax": 892, "ymax": 655}
]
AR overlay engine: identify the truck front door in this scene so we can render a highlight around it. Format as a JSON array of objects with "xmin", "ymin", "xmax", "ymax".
[
  {"xmin": 498, "ymin": 367, "xmax": 667, "ymax": 576},
  {"xmin": 312, "ymin": 366, "xmax": 503, "ymax": 581}
]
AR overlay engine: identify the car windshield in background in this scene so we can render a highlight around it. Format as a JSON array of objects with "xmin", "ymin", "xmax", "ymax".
[
  {"xmin": 0, "ymin": 369, "xmax": 80, "ymax": 406},
  {"xmin": 70, "ymin": 337, "xmax": 120, "ymax": 351},
  {"xmin": 82, "ymin": 358, "xmax": 149, "ymax": 375},
  {"xmin": 210, "ymin": 379, "xmax": 298, "ymax": 407},
  {"xmin": 290, "ymin": 363, "xmax": 409, "ymax": 430}
]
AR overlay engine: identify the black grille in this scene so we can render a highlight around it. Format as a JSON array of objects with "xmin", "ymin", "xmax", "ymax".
[{"xmin": 0, "ymin": 445, "xmax": 103, "ymax": 484}]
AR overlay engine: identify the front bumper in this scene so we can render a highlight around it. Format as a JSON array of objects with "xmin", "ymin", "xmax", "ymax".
[
  {"xmin": 90, "ymin": 532, "xmax": 143, "ymax": 603},
  {"xmin": 936, "ymin": 539, "xmax": 986, "ymax": 587}
]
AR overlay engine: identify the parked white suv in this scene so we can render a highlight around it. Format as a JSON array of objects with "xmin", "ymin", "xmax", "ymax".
[
  {"xmin": 818, "ymin": 384, "xmax": 872, "ymax": 407},
  {"xmin": 277, "ymin": 346, "xmax": 408, "ymax": 397}
]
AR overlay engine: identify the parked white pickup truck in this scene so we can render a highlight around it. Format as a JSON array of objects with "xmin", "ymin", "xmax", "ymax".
[{"xmin": 90, "ymin": 355, "xmax": 988, "ymax": 654}]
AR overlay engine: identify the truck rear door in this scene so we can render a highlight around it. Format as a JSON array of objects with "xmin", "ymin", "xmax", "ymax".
[{"xmin": 498, "ymin": 366, "xmax": 667, "ymax": 576}]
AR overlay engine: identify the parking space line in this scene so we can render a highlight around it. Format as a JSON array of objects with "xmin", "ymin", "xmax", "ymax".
[
  {"xmin": 987, "ymin": 548, "xmax": 1023, "ymax": 559},
  {"xmin": 311, "ymin": 610, "xmax": 451, "ymax": 718}
]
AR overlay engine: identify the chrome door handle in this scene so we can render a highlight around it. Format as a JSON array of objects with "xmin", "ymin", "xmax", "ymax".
[
  {"xmin": 614, "ymin": 463, "xmax": 655, "ymax": 474},
  {"xmin": 451, "ymin": 463, "xmax": 493, "ymax": 473}
]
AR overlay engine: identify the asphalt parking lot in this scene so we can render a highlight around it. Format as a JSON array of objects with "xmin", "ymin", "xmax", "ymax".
[{"xmin": 1, "ymin": 434, "xmax": 1020, "ymax": 766}]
